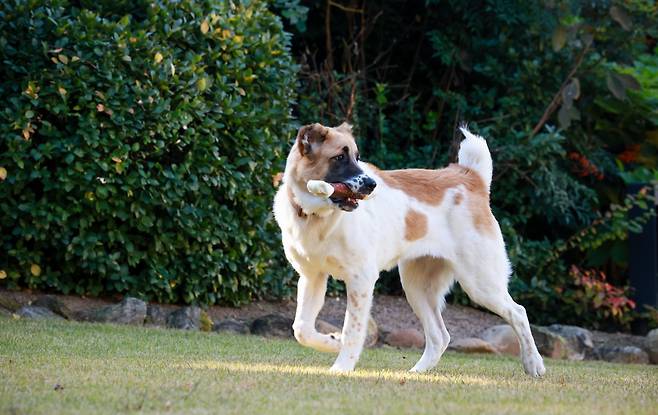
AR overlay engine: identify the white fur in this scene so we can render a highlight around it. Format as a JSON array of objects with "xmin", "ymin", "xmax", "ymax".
[
  {"xmin": 273, "ymin": 127, "xmax": 546, "ymax": 376},
  {"xmin": 458, "ymin": 126, "xmax": 493, "ymax": 191}
]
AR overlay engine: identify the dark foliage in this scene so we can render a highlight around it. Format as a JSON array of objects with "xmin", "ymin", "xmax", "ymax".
[{"xmin": 283, "ymin": 0, "xmax": 657, "ymax": 328}]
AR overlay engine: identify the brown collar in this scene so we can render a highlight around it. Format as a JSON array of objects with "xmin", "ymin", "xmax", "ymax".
[{"xmin": 288, "ymin": 186, "xmax": 308, "ymax": 218}]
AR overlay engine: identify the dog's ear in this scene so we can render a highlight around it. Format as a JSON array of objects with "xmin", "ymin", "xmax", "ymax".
[
  {"xmin": 335, "ymin": 122, "xmax": 352, "ymax": 134},
  {"xmin": 296, "ymin": 123, "xmax": 327, "ymax": 156}
]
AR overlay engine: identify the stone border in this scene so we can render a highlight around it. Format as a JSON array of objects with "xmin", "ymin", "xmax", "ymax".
[{"xmin": 2, "ymin": 294, "xmax": 656, "ymax": 366}]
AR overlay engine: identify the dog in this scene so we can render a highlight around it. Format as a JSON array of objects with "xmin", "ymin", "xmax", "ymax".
[{"xmin": 273, "ymin": 122, "xmax": 546, "ymax": 377}]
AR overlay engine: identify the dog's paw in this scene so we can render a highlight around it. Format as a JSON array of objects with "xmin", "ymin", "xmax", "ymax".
[
  {"xmin": 523, "ymin": 353, "xmax": 546, "ymax": 377},
  {"xmin": 409, "ymin": 363, "xmax": 434, "ymax": 373},
  {"xmin": 328, "ymin": 363, "xmax": 354, "ymax": 373}
]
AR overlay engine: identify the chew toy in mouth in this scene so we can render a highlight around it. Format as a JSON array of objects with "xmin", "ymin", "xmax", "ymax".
[{"xmin": 307, "ymin": 180, "xmax": 365, "ymax": 211}]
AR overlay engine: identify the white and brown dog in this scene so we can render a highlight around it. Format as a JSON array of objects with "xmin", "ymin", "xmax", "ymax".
[{"xmin": 273, "ymin": 122, "xmax": 546, "ymax": 377}]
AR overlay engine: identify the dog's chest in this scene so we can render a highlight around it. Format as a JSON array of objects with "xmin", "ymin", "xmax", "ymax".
[{"xmin": 285, "ymin": 224, "xmax": 353, "ymax": 278}]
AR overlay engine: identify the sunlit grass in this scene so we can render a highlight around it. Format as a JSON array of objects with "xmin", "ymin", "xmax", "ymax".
[{"xmin": 1, "ymin": 317, "xmax": 656, "ymax": 415}]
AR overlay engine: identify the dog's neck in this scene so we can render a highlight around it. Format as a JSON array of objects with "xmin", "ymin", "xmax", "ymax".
[
  {"xmin": 287, "ymin": 186, "xmax": 307, "ymax": 218},
  {"xmin": 284, "ymin": 177, "xmax": 336, "ymax": 219}
]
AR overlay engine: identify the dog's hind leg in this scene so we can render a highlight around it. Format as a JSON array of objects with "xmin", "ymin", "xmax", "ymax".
[
  {"xmin": 455, "ymin": 248, "xmax": 546, "ymax": 377},
  {"xmin": 399, "ymin": 256, "xmax": 453, "ymax": 373},
  {"xmin": 292, "ymin": 273, "xmax": 341, "ymax": 353}
]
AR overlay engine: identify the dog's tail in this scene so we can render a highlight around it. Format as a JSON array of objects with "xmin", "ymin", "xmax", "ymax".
[{"xmin": 457, "ymin": 126, "xmax": 493, "ymax": 191}]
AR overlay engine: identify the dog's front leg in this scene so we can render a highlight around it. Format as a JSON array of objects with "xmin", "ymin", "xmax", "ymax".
[
  {"xmin": 292, "ymin": 273, "xmax": 342, "ymax": 353},
  {"xmin": 330, "ymin": 273, "xmax": 376, "ymax": 372}
]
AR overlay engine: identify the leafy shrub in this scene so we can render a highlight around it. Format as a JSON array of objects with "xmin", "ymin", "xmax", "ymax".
[
  {"xmin": 285, "ymin": 0, "xmax": 657, "ymax": 328},
  {"xmin": 0, "ymin": 0, "xmax": 296, "ymax": 305},
  {"xmin": 562, "ymin": 266, "xmax": 636, "ymax": 329}
]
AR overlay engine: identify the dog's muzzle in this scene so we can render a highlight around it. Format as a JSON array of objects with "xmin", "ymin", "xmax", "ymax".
[{"xmin": 331, "ymin": 174, "xmax": 376, "ymax": 211}]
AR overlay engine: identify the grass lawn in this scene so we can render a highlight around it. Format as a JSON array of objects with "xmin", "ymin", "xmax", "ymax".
[{"xmin": 1, "ymin": 317, "xmax": 656, "ymax": 415}]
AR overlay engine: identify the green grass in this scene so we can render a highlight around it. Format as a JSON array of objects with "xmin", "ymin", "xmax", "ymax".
[{"xmin": 1, "ymin": 318, "xmax": 656, "ymax": 415}]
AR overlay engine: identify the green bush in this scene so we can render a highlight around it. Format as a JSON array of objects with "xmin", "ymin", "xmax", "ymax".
[{"xmin": 0, "ymin": 0, "xmax": 296, "ymax": 305}]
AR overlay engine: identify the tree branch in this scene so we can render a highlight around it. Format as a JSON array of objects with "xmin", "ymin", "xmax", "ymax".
[
  {"xmin": 328, "ymin": 0, "xmax": 364, "ymax": 14},
  {"xmin": 529, "ymin": 45, "xmax": 590, "ymax": 138}
]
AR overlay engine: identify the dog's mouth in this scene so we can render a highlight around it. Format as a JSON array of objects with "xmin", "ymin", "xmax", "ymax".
[{"xmin": 328, "ymin": 182, "xmax": 367, "ymax": 212}]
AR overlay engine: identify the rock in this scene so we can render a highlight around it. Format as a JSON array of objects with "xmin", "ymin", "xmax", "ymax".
[
  {"xmin": 144, "ymin": 304, "xmax": 169, "ymax": 326},
  {"xmin": 32, "ymin": 295, "xmax": 74, "ymax": 319},
  {"xmin": 647, "ymin": 329, "xmax": 658, "ymax": 364},
  {"xmin": 16, "ymin": 305, "xmax": 63, "ymax": 320},
  {"xmin": 480, "ymin": 324, "xmax": 568, "ymax": 358},
  {"xmin": 167, "ymin": 306, "xmax": 202, "ymax": 330},
  {"xmin": 547, "ymin": 324, "xmax": 594, "ymax": 360},
  {"xmin": 449, "ymin": 337, "xmax": 499, "ymax": 354},
  {"xmin": 86, "ymin": 297, "xmax": 147, "ymax": 325},
  {"xmin": 213, "ymin": 318, "xmax": 250, "ymax": 335},
  {"xmin": 384, "ymin": 328, "xmax": 425, "ymax": 349},
  {"xmin": 251, "ymin": 314, "xmax": 294, "ymax": 338},
  {"xmin": 480, "ymin": 325, "xmax": 520, "ymax": 356},
  {"xmin": 597, "ymin": 346, "xmax": 650, "ymax": 364},
  {"xmin": 0, "ymin": 295, "xmax": 21, "ymax": 312},
  {"xmin": 316, "ymin": 319, "xmax": 341, "ymax": 335},
  {"xmin": 365, "ymin": 316, "xmax": 379, "ymax": 348},
  {"xmin": 531, "ymin": 325, "xmax": 568, "ymax": 359}
]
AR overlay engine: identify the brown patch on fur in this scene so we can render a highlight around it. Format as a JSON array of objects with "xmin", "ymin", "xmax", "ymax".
[
  {"xmin": 371, "ymin": 163, "xmax": 496, "ymax": 235},
  {"xmin": 348, "ymin": 293, "xmax": 359, "ymax": 307},
  {"xmin": 454, "ymin": 192, "xmax": 463, "ymax": 205},
  {"xmin": 404, "ymin": 209, "xmax": 428, "ymax": 241}
]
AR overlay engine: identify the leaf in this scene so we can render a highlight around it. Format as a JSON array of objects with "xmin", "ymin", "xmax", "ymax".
[
  {"xmin": 0, "ymin": 167, "xmax": 7, "ymax": 180},
  {"xmin": 30, "ymin": 264, "xmax": 41, "ymax": 277},
  {"xmin": 558, "ymin": 104, "xmax": 580, "ymax": 130},
  {"xmin": 0, "ymin": 270, "xmax": 6, "ymax": 279},
  {"xmin": 58, "ymin": 54, "xmax": 69, "ymax": 64},
  {"xmin": 197, "ymin": 78, "xmax": 207, "ymax": 91},
  {"xmin": 606, "ymin": 72, "xmax": 627, "ymax": 100},
  {"xmin": 58, "ymin": 87, "xmax": 67, "ymax": 96},
  {"xmin": 610, "ymin": 6, "xmax": 632, "ymax": 31},
  {"xmin": 616, "ymin": 73, "xmax": 640, "ymax": 91},
  {"xmin": 154, "ymin": 52, "xmax": 163, "ymax": 63},
  {"xmin": 561, "ymin": 78, "xmax": 580, "ymax": 107},
  {"xmin": 552, "ymin": 25, "xmax": 568, "ymax": 52},
  {"xmin": 200, "ymin": 20, "xmax": 209, "ymax": 34}
]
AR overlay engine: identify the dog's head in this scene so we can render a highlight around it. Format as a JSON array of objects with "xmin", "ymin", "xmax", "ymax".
[{"xmin": 289, "ymin": 122, "xmax": 376, "ymax": 212}]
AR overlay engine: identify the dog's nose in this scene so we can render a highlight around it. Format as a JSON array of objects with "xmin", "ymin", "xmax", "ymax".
[{"xmin": 362, "ymin": 177, "xmax": 377, "ymax": 193}]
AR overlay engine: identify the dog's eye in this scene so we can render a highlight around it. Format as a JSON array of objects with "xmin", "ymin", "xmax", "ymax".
[{"xmin": 331, "ymin": 154, "xmax": 345, "ymax": 162}]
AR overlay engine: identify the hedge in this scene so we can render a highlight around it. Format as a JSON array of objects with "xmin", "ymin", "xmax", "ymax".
[{"xmin": 0, "ymin": 0, "xmax": 296, "ymax": 305}]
